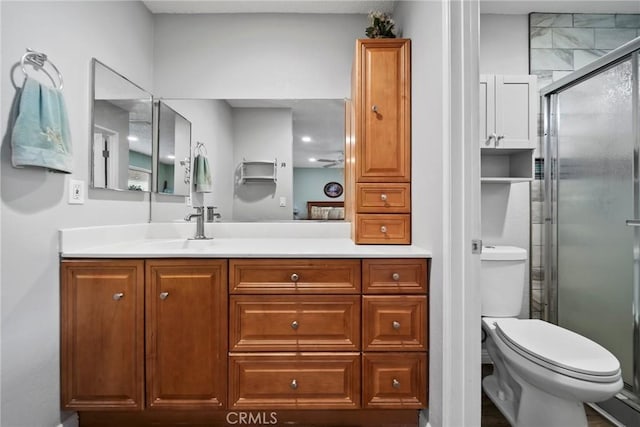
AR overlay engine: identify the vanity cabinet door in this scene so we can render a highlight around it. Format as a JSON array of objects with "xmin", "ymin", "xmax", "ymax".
[
  {"xmin": 363, "ymin": 352, "xmax": 428, "ymax": 408},
  {"xmin": 61, "ymin": 260, "xmax": 144, "ymax": 411},
  {"xmin": 355, "ymin": 38, "xmax": 411, "ymax": 182},
  {"xmin": 145, "ymin": 260, "xmax": 227, "ymax": 410}
]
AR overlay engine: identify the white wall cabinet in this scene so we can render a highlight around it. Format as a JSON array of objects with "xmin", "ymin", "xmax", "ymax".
[{"xmin": 480, "ymin": 74, "xmax": 537, "ymax": 183}]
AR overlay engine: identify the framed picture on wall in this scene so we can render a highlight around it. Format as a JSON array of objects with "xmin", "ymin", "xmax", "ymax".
[{"xmin": 323, "ymin": 182, "xmax": 343, "ymax": 198}]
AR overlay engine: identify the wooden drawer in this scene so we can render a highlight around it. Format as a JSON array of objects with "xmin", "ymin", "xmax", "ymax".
[
  {"xmin": 355, "ymin": 214, "xmax": 411, "ymax": 245},
  {"xmin": 356, "ymin": 183, "xmax": 410, "ymax": 213},
  {"xmin": 230, "ymin": 295, "xmax": 360, "ymax": 351},
  {"xmin": 363, "ymin": 296, "xmax": 427, "ymax": 351},
  {"xmin": 229, "ymin": 353, "xmax": 361, "ymax": 409},
  {"xmin": 363, "ymin": 352, "xmax": 428, "ymax": 408},
  {"xmin": 363, "ymin": 259, "xmax": 428, "ymax": 294},
  {"xmin": 229, "ymin": 259, "xmax": 361, "ymax": 294}
]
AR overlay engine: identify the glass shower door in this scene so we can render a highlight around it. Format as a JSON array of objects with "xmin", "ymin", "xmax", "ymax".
[{"xmin": 556, "ymin": 58, "xmax": 635, "ymax": 386}]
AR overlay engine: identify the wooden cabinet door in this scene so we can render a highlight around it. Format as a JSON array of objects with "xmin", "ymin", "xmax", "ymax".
[
  {"xmin": 357, "ymin": 39, "xmax": 410, "ymax": 182},
  {"xmin": 363, "ymin": 352, "xmax": 427, "ymax": 408},
  {"xmin": 61, "ymin": 260, "xmax": 144, "ymax": 410},
  {"xmin": 494, "ymin": 75, "xmax": 537, "ymax": 149},
  {"xmin": 146, "ymin": 260, "xmax": 227, "ymax": 409}
]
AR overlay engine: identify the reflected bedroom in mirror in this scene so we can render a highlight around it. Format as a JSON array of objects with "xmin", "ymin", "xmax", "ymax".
[
  {"xmin": 150, "ymin": 99, "xmax": 345, "ymax": 222},
  {"xmin": 91, "ymin": 59, "xmax": 153, "ymax": 192}
]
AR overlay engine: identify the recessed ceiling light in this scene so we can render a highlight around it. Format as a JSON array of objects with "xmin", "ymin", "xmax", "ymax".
[
  {"xmin": 127, "ymin": 135, "xmax": 139, "ymax": 142},
  {"xmin": 308, "ymin": 157, "xmax": 317, "ymax": 162},
  {"xmin": 301, "ymin": 136, "xmax": 312, "ymax": 142}
]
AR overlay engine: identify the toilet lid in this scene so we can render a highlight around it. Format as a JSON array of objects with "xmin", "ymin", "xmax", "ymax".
[{"xmin": 494, "ymin": 319, "xmax": 620, "ymax": 378}]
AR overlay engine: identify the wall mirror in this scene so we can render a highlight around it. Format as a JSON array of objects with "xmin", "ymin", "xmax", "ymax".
[
  {"xmin": 151, "ymin": 99, "xmax": 345, "ymax": 222},
  {"xmin": 156, "ymin": 101, "xmax": 192, "ymax": 196},
  {"xmin": 91, "ymin": 59, "xmax": 153, "ymax": 192}
]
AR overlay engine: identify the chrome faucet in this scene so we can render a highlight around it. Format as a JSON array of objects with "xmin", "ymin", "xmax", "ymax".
[{"xmin": 184, "ymin": 207, "xmax": 210, "ymax": 240}]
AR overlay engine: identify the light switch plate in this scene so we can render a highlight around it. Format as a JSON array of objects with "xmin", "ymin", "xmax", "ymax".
[{"xmin": 68, "ymin": 179, "xmax": 85, "ymax": 205}]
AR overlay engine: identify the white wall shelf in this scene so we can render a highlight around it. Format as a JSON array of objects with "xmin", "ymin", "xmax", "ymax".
[
  {"xmin": 481, "ymin": 149, "xmax": 534, "ymax": 182},
  {"xmin": 239, "ymin": 159, "xmax": 277, "ymax": 184}
]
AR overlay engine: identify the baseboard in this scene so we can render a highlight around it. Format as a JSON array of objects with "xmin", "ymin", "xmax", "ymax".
[{"xmin": 58, "ymin": 413, "xmax": 78, "ymax": 427}]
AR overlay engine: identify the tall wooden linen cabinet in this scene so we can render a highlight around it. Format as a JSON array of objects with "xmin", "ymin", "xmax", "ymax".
[{"xmin": 346, "ymin": 38, "xmax": 411, "ymax": 244}]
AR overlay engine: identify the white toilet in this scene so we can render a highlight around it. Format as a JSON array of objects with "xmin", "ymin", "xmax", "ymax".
[{"xmin": 481, "ymin": 245, "xmax": 623, "ymax": 427}]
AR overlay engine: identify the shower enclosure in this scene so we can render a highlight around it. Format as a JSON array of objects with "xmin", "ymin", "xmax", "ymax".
[{"xmin": 542, "ymin": 37, "xmax": 640, "ymax": 420}]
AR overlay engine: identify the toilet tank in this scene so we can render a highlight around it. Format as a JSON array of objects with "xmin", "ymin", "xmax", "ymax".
[{"xmin": 481, "ymin": 245, "xmax": 528, "ymax": 317}]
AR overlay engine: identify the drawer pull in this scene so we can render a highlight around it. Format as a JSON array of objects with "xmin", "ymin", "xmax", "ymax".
[
  {"xmin": 159, "ymin": 292, "xmax": 169, "ymax": 300},
  {"xmin": 380, "ymin": 225, "xmax": 387, "ymax": 233},
  {"xmin": 290, "ymin": 379, "xmax": 298, "ymax": 390},
  {"xmin": 392, "ymin": 321, "xmax": 401, "ymax": 330},
  {"xmin": 290, "ymin": 273, "xmax": 299, "ymax": 282},
  {"xmin": 371, "ymin": 104, "xmax": 379, "ymax": 113},
  {"xmin": 392, "ymin": 272, "xmax": 400, "ymax": 281},
  {"xmin": 380, "ymin": 193, "xmax": 387, "ymax": 201},
  {"xmin": 392, "ymin": 378, "xmax": 401, "ymax": 389},
  {"xmin": 112, "ymin": 292, "xmax": 124, "ymax": 301},
  {"xmin": 291, "ymin": 320, "xmax": 299, "ymax": 330}
]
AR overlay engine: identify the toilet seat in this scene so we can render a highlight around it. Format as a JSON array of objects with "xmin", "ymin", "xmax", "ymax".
[{"xmin": 492, "ymin": 319, "xmax": 621, "ymax": 383}]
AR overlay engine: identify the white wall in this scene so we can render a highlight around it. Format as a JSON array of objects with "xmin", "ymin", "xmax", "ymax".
[
  {"xmin": 393, "ymin": 1, "xmax": 446, "ymax": 425},
  {"xmin": 480, "ymin": 13, "xmax": 531, "ymax": 317},
  {"xmin": 480, "ymin": 14, "xmax": 530, "ymax": 75},
  {"xmin": 0, "ymin": 2, "xmax": 154, "ymax": 426},
  {"xmin": 152, "ymin": 13, "xmax": 366, "ymax": 99},
  {"xmin": 232, "ymin": 108, "xmax": 293, "ymax": 221}
]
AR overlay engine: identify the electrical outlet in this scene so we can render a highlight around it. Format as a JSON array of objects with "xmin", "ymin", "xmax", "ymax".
[
  {"xmin": 185, "ymin": 196, "xmax": 192, "ymax": 206},
  {"xmin": 68, "ymin": 179, "xmax": 85, "ymax": 204},
  {"xmin": 279, "ymin": 196, "xmax": 286, "ymax": 207}
]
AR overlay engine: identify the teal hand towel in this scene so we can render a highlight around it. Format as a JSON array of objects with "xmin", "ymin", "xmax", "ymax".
[
  {"xmin": 11, "ymin": 77, "xmax": 72, "ymax": 173},
  {"xmin": 194, "ymin": 154, "xmax": 212, "ymax": 193}
]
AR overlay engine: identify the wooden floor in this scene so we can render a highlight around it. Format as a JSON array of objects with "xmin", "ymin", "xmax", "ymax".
[{"xmin": 481, "ymin": 365, "xmax": 615, "ymax": 427}]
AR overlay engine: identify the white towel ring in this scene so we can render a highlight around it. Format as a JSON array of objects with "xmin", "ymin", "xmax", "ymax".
[{"xmin": 20, "ymin": 48, "xmax": 64, "ymax": 90}]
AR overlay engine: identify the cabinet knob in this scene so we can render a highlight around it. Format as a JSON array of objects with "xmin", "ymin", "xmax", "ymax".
[
  {"xmin": 159, "ymin": 292, "xmax": 169, "ymax": 300},
  {"xmin": 380, "ymin": 193, "xmax": 388, "ymax": 201},
  {"xmin": 290, "ymin": 379, "xmax": 298, "ymax": 390},
  {"xmin": 485, "ymin": 134, "xmax": 495, "ymax": 146},
  {"xmin": 112, "ymin": 292, "xmax": 124, "ymax": 301},
  {"xmin": 496, "ymin": 135, "xmax": 504, "ymax": 146},
  {"xmin": 392, "ymin": 320, "xmax": 401, "ymax": 330},
  {"xmin": 291, "ymin": 320, "xmax": 299, "ymax": 330},
  {"xmin": 371, "ymin": 105, "xmax": 379, "ymax": 113},
  {"xmin": 380, "ymin": 225, "xmax": 387, "ymax": 233},
  {"xmin": 392, "ymin": 378, "xmax": 401, "ymax": 389},
  {"xmin": 392, "ymin": 272, "xmax": 400, "ymax": 281},
  {"xmin": 290, "ymin": 273, "xmax": 299, "ymax": 282}
]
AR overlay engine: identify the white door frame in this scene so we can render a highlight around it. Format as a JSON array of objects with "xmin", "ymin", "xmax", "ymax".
[{"xmin": 427, "ymin": 1, "xmax": 482, "ymax": 426}]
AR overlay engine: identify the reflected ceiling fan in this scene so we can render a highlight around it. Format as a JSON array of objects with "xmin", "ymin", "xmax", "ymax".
[{"xmin": 316, "ymin": 151, "xmax": 344, "ymax": 168}]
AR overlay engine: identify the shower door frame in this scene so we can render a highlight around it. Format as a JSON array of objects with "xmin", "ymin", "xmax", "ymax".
[{"xmin": 542, "ymin": 37, "xmax": 640, "ymax": 404}]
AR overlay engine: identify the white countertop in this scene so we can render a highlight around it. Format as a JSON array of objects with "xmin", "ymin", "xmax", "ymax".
[{"xmin": 59, "ymin": 222, "xmax": 431, "ymax": 258}]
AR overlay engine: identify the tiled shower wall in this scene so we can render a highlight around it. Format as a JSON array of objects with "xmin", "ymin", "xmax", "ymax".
[{"xmin": 529, "ymin": 13, "xmax": 640, "ymax": 319}]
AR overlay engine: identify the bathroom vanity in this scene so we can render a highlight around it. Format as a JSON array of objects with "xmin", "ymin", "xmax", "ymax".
[{"xmin": 59, "ymin": 223, "xmax": 430, "ymax": 426}]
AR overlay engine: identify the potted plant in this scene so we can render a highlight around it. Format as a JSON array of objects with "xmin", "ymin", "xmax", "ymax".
[{"xmin": 365, "ymin": 11, "xmax": 396, "ymax": 38}]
